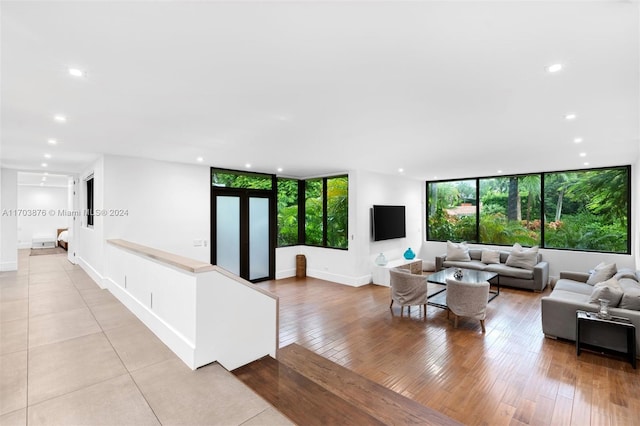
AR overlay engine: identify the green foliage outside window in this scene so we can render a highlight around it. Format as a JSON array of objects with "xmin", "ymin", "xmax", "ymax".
[
  {"xmin": 427, "ymin": 166, "xmax": 629, "ymax": 253},
  {"xmin": 479, "ymin": 175, "xmax": 541, "ymax": 246},
  {"xmin": 305, "ymin": 179, "xmax": 323, "ymax": 246},
  {"xmin": 277, "ymin": 178, "xmax": 299, "ymax": 247},
  {"xmin": 427, "ymin": 180, "xmax": 477, "ymax": 242},
  {"xmin": 212, "ymin": 170, "xmax": 273, "ymax": 189},
  {"xmin": 326, "ymin": 176, "xmax": 349, "ymax": 248},
  {"xmin": 544, "ymin": 168, "xmax": 628, "ymax": 253}
]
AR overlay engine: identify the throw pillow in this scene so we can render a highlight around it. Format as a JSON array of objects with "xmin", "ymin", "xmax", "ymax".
[
  {"xmin": 481, "ymin": 249, "xmax": 500, "ymax": 264},
  {"xmin": 446, "ymin": 241, "xmax": 470, "ymax": 262},
  {"xmin": 505, "ymin": 245, "xmax": 539, "ymax": 270},
  {"xmin": 586, "ymin": 262, "xmax": 617, "ymax": 285},
  {"xmin": 614, "ymin": 268, "xmax": 638, "ymax": 282},
  {"xmin": 620, "ymin": 288, "xmax": 640, "ymax": 311},
  {"xmin": 589, "ymin": 277, "xmax": 623, "ymax": 307}
]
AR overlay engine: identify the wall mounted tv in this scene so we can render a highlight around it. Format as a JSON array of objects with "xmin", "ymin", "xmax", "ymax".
[{"xmin": 371, "ymin": 205, "xmax": 406, "ymax": 241}]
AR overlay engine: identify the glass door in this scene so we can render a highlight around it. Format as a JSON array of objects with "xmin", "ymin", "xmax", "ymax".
[{"xmin": 212, "ymin": 189, "xmax": 274, "ymax": 282}]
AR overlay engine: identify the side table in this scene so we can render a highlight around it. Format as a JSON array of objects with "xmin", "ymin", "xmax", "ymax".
[{"xmin": 576, "ymin": 310, "xmax": 636, "ymax": 369}]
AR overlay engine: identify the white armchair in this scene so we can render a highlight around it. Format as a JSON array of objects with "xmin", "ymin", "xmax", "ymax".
[
  {"xmin": 445, "ymin": 278, "xmax": 490, "ymax": 332},
  {"xmin": 389, "ymin": 268, "xmax": 429, "ymax": 318}
]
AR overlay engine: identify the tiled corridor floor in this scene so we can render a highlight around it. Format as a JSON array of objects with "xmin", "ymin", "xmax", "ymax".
[{"xmin": 0, "ymin": 250, "xmax": 291, "ymax": 425}]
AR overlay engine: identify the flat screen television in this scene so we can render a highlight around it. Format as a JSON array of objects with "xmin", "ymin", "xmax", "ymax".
[{"xmin": 371, "ymin": 205, "xmax": 406, "ymax": 241}]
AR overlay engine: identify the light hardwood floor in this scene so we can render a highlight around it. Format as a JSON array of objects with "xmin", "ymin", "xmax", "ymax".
[{"xmin": 258, "ymin": 276, "xmax": 640, "ymax": 426}]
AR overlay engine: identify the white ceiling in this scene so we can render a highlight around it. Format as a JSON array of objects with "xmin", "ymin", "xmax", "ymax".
[{"xmin": 1, "ymin": 1, "xmax": 638, "ymax": 181}]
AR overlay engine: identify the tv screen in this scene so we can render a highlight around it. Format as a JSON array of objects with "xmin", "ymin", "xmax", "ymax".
[{"xmin": 372, "ymin": 205, "xmax": 406, "ymax": 241}]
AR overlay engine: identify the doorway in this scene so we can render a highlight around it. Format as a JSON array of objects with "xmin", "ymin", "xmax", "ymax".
[{"xmin": 211, "ymin": 170, "xmax": 276, "ymax": 282}]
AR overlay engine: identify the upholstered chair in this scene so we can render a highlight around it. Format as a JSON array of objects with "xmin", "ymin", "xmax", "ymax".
[
  {"xmin": 389, "ymin": 268, "xmax": 429, "ymax": 318},
  {"xmin": 445, "ymin": 278, "xmax": 490, "ymax": 332}
]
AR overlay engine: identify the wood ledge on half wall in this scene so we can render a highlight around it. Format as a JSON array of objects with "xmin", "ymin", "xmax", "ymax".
[{"xmin": 106, "ymin": 239, "xmax": 215, "ymax": 274}]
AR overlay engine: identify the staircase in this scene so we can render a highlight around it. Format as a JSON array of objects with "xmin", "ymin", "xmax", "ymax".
[{"xmin": 233, "ymin": 343, "xmax": 461, "ymax": 426}]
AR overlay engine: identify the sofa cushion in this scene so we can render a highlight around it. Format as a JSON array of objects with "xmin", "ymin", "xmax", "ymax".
[
  {"xmin": 547, "ymin": 289, "xmax": 591, "ymax": 305},
  {"xmin": 505, "ymin": 244, "xmax": 539, "ymax": 270},
  {"xmin": 554, "ymin": 279, "xmax": 594, "ymax": 296},
  {"xmin": 614, "ymin": 268, "xmax": 639, "ymax": 282},
  {"xmin": 443, "ymin": 260, "xmax": 487, "ymax": 270},
  {"xmin": 588, "ymin": 277, "xmax": 623, "ymax": 306},
  {"xmin": 586, "ymin": 262, "xmax": 617, "ymax": 285},
  {"xmin": 481, "ymin": 249, "xmax": 500, "ymax": 264},
  {"xmin": 618, "ymin": 278, "xmax": 640, "ymax": 311},
  {"xmin": 446, "ymin": 241, "xmax": 470, "ymax": 261},
  {"xmin": 484, "ymin": 263, "xmax": 533, "ymax": 280}
]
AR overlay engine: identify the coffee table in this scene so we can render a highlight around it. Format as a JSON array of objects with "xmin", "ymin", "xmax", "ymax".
[{"xmin": 426, "ymin": 267, "xmax": 499, "ymax": 309}]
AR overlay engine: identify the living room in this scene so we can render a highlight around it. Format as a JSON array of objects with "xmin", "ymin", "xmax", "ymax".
[{"xmin": 1, "ymin": 1, "xmax": 639, "ymax": 425}]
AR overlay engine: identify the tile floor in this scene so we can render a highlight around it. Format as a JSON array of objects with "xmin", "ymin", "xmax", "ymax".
[{"xmin": 0, "ymin": 250, "xmax": 292, "ymax": 425}]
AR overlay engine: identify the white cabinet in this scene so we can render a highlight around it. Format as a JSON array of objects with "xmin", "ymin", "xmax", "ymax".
[{"xmin": 372, "ymin": 258, "xmax": 423, "ymax": 286}]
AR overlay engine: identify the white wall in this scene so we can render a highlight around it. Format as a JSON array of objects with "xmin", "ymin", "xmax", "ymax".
[
  {"xmin": 77, "ymin": 157, "xmax": 105, "ymax": 284},
  {"xmin": 17, "ymin": 185, "xmax": 70, "ymax": 248},
  {"xmin": 0, "ymin": 168, "xmax": 18, "ymax": 271},
  {"xmin": 103, "ymin": 155, "xmax": 211, "ymax": 262}
]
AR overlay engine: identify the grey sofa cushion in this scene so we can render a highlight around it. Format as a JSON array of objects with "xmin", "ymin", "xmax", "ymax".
[
  {"xmin": 586, "ymin": 262, "xmax": 617, "ymax": 285},
  {"xmin": 443, "ymin": 259, "xmax": 487, "ymax": 270},
  {"xmin": 554, "ymin": 279, "xmax": 594, "ymax": 296},
  {"xmin": 588, "ymin": 277, "xmax": 623, "ymax": 306},
  {"xmin": 619, "ymin": 278, "xmax": 640, "ymax": 311},
  {"xmin": 446, "ymin": 241, "xmax": 470, "ymax": 261},
  {"xmin": 614, "ymin": 268, "xmax": 639, "ymax": 282},
  {"xmin": 484, "ymin": 263, "xmax": 533, "ymax": 280}
]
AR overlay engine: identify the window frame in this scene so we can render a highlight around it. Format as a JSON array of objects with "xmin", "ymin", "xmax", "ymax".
[
  {"xmin": 426, "ymin": 165, "xmax": 631, "ymax": 254},
  {"xmin": 86, "ymin": 175, "xmax": 94, "ymax": 228}
]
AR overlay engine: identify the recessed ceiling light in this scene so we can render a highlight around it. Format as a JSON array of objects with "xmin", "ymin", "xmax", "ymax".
[
  {"xmin": 497, "ymin": 170, "xmax": 503, "ymax": 174},
  {"xmin": 44, "ymin": 153, "xmax": 51, "ymax": 159},
  {"xmin": 245, "ymin": 163, "xmax": 251, "ymax": 168},
  {"xmin": 44, "ymin": 172, "xmax": 49, "ymax": 176},
  {"xmin": 47, "ymin": 139, "xmax": 57, "ymax": 145},
  {"xmin": 398, "ymin": 168, "xmax": 404, "ymax": 173},
  {"xmin": 565, "ymin": 113, "xmax": 577, "ymax": 120},
  {"xmin": 68, "ymin": 67, "xmax": 85, "ymax": 77},
  {"xmin": 573, "ymin": 137, "xmax": 583, "ymax": 144},
  {"xmin": 54, "ymin": 115, "xmax": 66, "ymax": 123},
  {"xmin": 579, "ymin": 152, "xmax": 586, "ymax": 157},
  {"xmin": 584, "ymin": 162, "xmax": 590, "ymax": 166},
  {"xmin": 41, "ymin": 163, "xmax": 48, "ymax": 167},
  {"xmin": 42, "ymin": 177, "xmax": 47, "ymax": 181},
  {"xmin": 277, "ymin": 167, "xmax": 283, "ymax": 173},
  {"xmin": 546, "ymin": 63, "xmax": 563, "ymax": 73},
  {"xmin": 196, "ymin": 157, "xmax": 203, "ymax": 163}
]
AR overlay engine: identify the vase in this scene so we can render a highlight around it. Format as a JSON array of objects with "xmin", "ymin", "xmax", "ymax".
[
  {"xmin": 453, "ymin": 268, "xmax": 464, "ymax": 280},
  {"xmin": 375, "ymin": 253, "xmax": 388, "ymax": 266},
  {"xmin": 597, "ymin": 298, "xmax": 611, "ymax": 319},
  {"xmin": 403, "ymin": 248, "xmax": 415, "ymax": 260}
]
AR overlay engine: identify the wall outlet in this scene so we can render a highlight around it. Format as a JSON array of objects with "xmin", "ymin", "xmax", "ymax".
[{"xmin": 193, "ymin": 239, "xmax": 203, "ymax": 247}]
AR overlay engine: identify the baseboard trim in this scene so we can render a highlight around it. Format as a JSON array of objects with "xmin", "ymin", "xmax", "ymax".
[
  {"xmin": 0, "ymin": 261, "xmax": 18, "ymax": 271},
  {"xmin": 77, "ymin": 256, "xmax": 106, "ymax": 289},
  {"xmin": 307, "ymin": 269, "xmax": 372, "ymax": 287},
  {"xmin": 104, "ymin": 277, "xmax": 197, "ymax": 369}
]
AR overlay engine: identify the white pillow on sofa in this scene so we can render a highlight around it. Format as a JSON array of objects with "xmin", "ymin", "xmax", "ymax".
[
  {"xmin": 446, "ymin": 241, "xmax": 470, "ymax": 261},
  {"xmin": 481, "ymin": 249, "xmax": 500, "ymax": 264},
  {"xmin": 586, "ymin": 262, "xmax": 617, "ymax": 285},
  {"xmin": 589, "ymin": 277, "xmax": 623, "ymax": 307},
  {"xmin": 505, "ymin": 244, "xmax": 539, "ymax": 270}
]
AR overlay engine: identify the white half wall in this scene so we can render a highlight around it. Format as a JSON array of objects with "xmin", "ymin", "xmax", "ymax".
[
  {"xmin": 0, "ymin": 168, "xmax": 18, "ymax": 271},
  {"xmin": 17, "ymin": 185, "xmax": 70, "ymax": 249}
]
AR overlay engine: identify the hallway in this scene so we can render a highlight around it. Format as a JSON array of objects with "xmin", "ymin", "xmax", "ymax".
[{"xmin": 0, "ymin": 250, "xmax": 290, "ymax": 425}]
